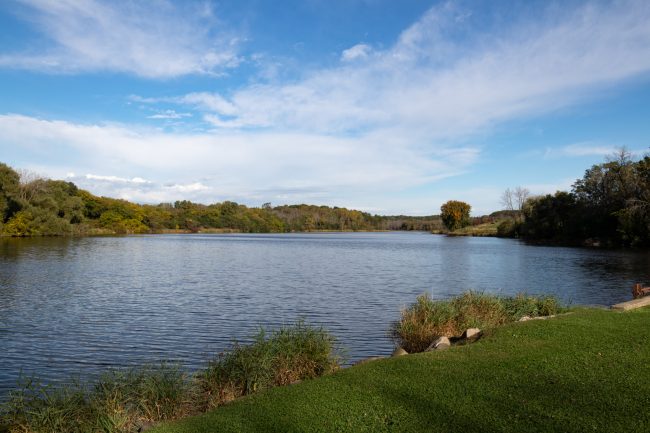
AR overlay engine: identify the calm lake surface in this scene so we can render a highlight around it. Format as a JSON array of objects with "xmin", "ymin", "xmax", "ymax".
[{"xmin": 1, "ymin": 232, "xmax": 649, "ymax": 396}]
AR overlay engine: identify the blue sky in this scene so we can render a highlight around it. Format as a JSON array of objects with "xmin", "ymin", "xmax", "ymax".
[{"xmin": 1, "ymin": 0, "xmax": 649, "ymax": 215}]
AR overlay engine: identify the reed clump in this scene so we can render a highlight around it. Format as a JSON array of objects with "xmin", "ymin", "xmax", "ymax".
[
  {"xmin": 0, "ymin": 321, "xmax": 340, "ymax": 433},
  {"xmin": 392, "ymin": 291, "xmax": 562, "ymax": 353},
  {"xmin": 0, "ymin": 364, "xmax": 189, "ymax": 433},
  {"xmin": 195, "ymin": 321, "xmax": 340, "ymax": 410}
]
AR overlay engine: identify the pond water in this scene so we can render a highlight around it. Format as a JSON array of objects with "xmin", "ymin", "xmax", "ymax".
[{"xmin": 1, "ymin": 232, "xmax": 648, "ymax": 396}]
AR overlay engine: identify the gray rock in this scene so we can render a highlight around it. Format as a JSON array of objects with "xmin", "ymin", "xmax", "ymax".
[
  {"xmin": 354, "ymin": 356, "xmax": 384, "ymax": 365},
  {"xmin": 425, "ymin": 336, "xmax": 450, "ymax": 351},
  {"xmin": 519, "ymin": 315, "xmax": 558, "ymax": 322},
  {"xmin": 391, "ymin": 347, "xmax": 408, "ymax": 357},
  {"xmin": 463, "ymin": 328, "xmax": 481, "ymax": 339},
  {"xmin": 137, "ymin": 421, "xmax": 156, "ymax": 432}
]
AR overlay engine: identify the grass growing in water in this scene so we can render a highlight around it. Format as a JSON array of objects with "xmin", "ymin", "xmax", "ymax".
[
  {"xmin": 0, "ymin": 322, "xmax": 340, "ymax": 433},
  {"xmin": 0, "ymin": 364, "xmax": 189, "ymax": 433},
  {"xmin": 91, "ymin": 364, "xmax": 190, "ymax": 431},
  {"xmin": 392, "ymin": 291, "xmax": 562, "ymax": 352},
  {"xmin": 195, "ymin": 321, "xmax": 340, "ymax": 410}
]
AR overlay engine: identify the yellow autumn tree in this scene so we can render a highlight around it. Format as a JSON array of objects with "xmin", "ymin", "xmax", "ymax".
[{"xmin": 440, "ymin": 200, "xmax": 471, "ymax": 231}]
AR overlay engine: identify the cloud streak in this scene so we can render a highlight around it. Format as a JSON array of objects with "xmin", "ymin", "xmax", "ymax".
[
  {"xmin": 157, "ymin": 0, "xmax": 650, "ymax": 138},
  {"xmin": 0, "ymin": 114, "xmax": 479, "ymax": 209},
  {"xmin": 0, "ymin": 0, "xmax": 241, "ymax": 77}
]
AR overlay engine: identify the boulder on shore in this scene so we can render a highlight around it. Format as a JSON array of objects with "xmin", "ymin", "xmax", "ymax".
[
  {"xmin": 137, "ymin": 421, "xmax": 156, "ymax": 432},
  {"xmin": 425, "ymin": 336, "xmax": 450, "ymax": 351},
  {"xmin": 463, "ymin": 328, "xmax": 482, "ymax": 339},
  {"xmin": 391, "ymin": 347, "xmax": 408, "ymax": 357},
  {"xmin": 354, "ymin": 356, "xmax": 385, "ymax": 365}
]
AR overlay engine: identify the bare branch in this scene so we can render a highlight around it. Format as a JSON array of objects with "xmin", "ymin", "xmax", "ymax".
[
  {"xmin": 500, "ymin": 188, "xmax": 514, "ymax": 211},
  {"xmin": 513, "ymin": 186, "xmax": 530, "ymax": 211},
  {"xmin": 17, "ymin": 169, "xmax": 47, "ymax": 203}
]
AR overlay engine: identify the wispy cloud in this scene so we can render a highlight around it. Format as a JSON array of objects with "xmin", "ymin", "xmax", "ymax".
[
  {"xmin": 65, "ymin": 172, "xmax": 213, "ymax": 203},
  {"xmin": 146, "ymin": 110, "xmax": 192, "ymax": 120},
  {"xmin": 548, "ymin": 142, "xmax": 621, "ymax": 158},
  {"xmin": 136, "ymin": 1, "xmax": 650, "ymax": 140},
  {"xmin": 539, "ymin": 142, "xmax": 646, "ymax": 159},
  {"xmin": 341, "ymin": 43, "xmax": 372, "ymax": 62},
  {"xmin": 0, "ymin": 114, "xmax": 479, "ymax": 210},
  {"xmin": 82, "ymin": 174, "xmax": 151, "ymax": 184},
  {"xmin": 0, "ymin": 0, "xmax": 241, "ymax": 78}
]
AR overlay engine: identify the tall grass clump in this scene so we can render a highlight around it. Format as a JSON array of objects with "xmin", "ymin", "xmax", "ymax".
[
  {"xmin": 0, "ymin": 322, "xmax": 340, "ymax": 432},
  {"xmin": 90, "ymin": 363, "xmax": 190, "ymax": 432},
  {"xmin": 195, "ymin": 320, "xmax": 340, "ymax": 410},
  {"xmin": 0, "ymin": 377, "xmax": 95, "ymax": 433},
  {"xmin": 1, "ymin": 364, "xmax": 189, "ymax": 433},
  {"xmin": 392, "ymin": 291, "xmax": 562, "ymax": 353}
]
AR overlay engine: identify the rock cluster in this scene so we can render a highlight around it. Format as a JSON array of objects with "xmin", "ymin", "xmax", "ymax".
[
  {"xmin": 463, "ymin": 328, "xmax": 482, "ymax": 339},
  {"xmin": 356, "ymin": 327, "xmax": 485, "ymax": 366},
  {"xmin": 425, "ymin": 336, "xmax": 450, "ymax": 351},
  {"xmin": 519, "ymin": 314, "xmax": 558, "ymax": 322}
]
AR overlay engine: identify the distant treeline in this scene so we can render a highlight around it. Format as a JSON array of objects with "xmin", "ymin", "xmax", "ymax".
[
  {"xmin": 0, "ymin": 162, "xmax": 441, "ymax": 236},
  {"xmin": 504, "ymin": 150, "xmax": 650, "ymax": 247}
]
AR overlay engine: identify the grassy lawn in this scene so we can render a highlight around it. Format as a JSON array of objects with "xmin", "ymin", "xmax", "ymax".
[
  {"xmin": 448, "ymin": 222, "xmax": 500, "ymax": 237},
  {"xmin": 152, "ymin": 308, "xmax": 650, "ymax": 433}
]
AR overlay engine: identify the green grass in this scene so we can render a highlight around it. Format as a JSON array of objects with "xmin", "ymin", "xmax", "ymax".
[
  {"xmin": 392, "ymin": 292, "xmax": 562, "ymax": 352},
  {"xmin": 151, "ymin": 307, "xmax": 650, "ymax": 433},
  {"xmin": 448, "ymin": 222, "xmax": 500, "ymax": 237}
]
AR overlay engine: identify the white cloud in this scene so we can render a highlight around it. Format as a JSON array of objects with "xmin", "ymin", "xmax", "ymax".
[
  {"xmin": 178, "ymin": 93, "xmax": 239, "ymax": 116},
  {"xmin": 147, "ymin": 110, "xmax": 192, "ymax": 120},
  {"xmin": 550, "ymin": 143, "xmax": 619, "ymax": 158},
  {"xmin": 166, "ymin": 182, "xmax": 210, "ymax": 193},
  {"xmin": 83, "ymin": 174, "xmax": 151, "ymax": 184},
  {"xmin": 341, "ymin": 43, "xmax": 372, "ymax": 62},
  {"xmin": 135, "ymin": 1, "xmax": 650, "ymax": 141},
  {"xmin": 0, "ymin": 0, "xmax": 241, "ymax": 78},
  {"xmin": 538, "ymin": 142, "xmax": 647, "ymax": 159},
  {"xmin": 0, "ymin": 114, "xmax": 478, "ymax": 210}
]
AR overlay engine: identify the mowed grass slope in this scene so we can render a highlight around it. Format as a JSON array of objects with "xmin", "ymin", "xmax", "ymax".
[{"xmin": 153, "ymin": 308, "xmax": 650, "ymax": 433}]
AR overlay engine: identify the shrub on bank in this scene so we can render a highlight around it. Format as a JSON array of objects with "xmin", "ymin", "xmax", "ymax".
[
  {"xmin": 392, "ymin": 291, "xmax": 562, "ymax": 353},
  {"xmin": 195, "ymin": 321, "xmax": 340, "ymax": 410},
  {"xmin": 0, "ymin": 364, "xmax": 189, "ymax": 433},
  {"xmin": 496, "ymin": 219, "xmax": 517, "ymax": 237},
  {"xmin": 0, "ymin": 322, "xmax": 340, "ymax": 433}
]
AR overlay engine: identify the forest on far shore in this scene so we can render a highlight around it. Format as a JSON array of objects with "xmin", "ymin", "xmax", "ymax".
[
  {"xmin": 2, "ymin": 149, "xmax": 650, "ymax": 247},
  {"xmin": 0, "ymin": 162, "xmax": 444, "ymax": 235}
]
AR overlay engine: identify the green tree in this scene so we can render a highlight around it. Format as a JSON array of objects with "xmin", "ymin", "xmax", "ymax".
[
  {"xmin": 0, "ymin": 163, "xmax": 21, "ymax": 222},
  {"xmin": 520, "ymin": 192, "xmax": 582, "ymax": 240},
  {"xmin": 572, "ymin": 149, "xmax": 648, "ymax": 244},
  {"xmin": 440, "ymin": 200, "xmax": 471, "ymax": 231}
]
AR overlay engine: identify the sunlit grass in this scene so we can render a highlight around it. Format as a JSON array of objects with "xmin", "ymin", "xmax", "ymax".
[
  {"xmin": 152, "ymin": 307, "xmax": 650, "ymax": 433},
  {"xmin": 448, "ymin": 222, "xmax": 500, "ymax": 237}
]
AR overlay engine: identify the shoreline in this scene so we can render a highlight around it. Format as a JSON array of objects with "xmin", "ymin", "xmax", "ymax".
[{"xmin": 3, "ymin": 304, "xmax": 646, "ymax": 432}]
